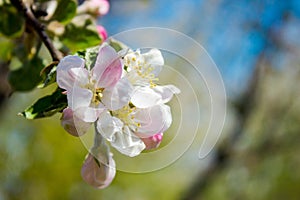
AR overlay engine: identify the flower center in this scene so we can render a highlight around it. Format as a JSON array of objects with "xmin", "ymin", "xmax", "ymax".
[
  {"xmin": 124, "ymin": 53, "xmax": 158, "ymax": 88},
  {"xmin": 84, "ymin": 78, "xmax": 104, "ymax": 105},
  {"xmin": 112, "ymin": 104, "xmax": 141, "ymax": 131},
  {"xmin": 92, "ymin": 88, "xmax": 104, "ymax": 105}
]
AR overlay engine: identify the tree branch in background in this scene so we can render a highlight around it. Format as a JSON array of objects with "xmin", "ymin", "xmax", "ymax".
[
  {"xmin": 181, "ymin": 51, "xmax": 266, "ymax": 200},
  {"xmin": 10, "ymin": 0, "xmax": 62, "ymax": 61}
]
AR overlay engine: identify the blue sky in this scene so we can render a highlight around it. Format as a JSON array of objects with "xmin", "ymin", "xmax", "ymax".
[{"xmin": 100, "ymin": 0, "xmax": 300, "ymax": 97}]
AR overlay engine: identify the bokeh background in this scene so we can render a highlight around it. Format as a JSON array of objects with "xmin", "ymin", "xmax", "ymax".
[{"xmin": 1, "ymin": 0, "xmax": 300, "ymax": 199}]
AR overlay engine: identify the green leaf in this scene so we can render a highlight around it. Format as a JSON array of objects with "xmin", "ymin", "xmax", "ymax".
[
  {"xmin": 9, "ymin": 55, "xmax": 44, "ymax": 91},
  {"xmin": 61, "ymin": 22, "xmax": 101, "ymax": 52},
  {"xmin": 0, "ymin": 4, "xmax": 24, "ymax": 38},
  {"xmin": 75, "ymin": 46, "xmax": 99, "ymax": 70},
  {"xmin": 85, "ymin": 46, "xmax": 99, "ymax": 69},
  {"xmin": 51, "ymin": 0, "xmax": 77, "ymax": 24},
  {"xmin": 0, "ymin": 37, "xmax": 13, "ymax": 62},
  {"xmin": 109, "ymin": 39, "xmax": 125, "ymax": 52},
  {"xmin": 79, "ymin": 46, "xmax": 100, "ymax": 70},
  {"xmin": 38, "ymin": 63, "xmax": 57, "ymax": 88},
  {"xmin": 21, "ymin": 88, "xmax": 67, "ymax": 119}
]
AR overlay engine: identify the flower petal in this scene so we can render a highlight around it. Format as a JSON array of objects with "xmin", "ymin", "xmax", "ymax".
[
  {"xmin": 61, "ymin": 108, "xmax": 91, "ymax": 136},
  {"xmin": 97, "ymin": 112, "xmax": 145, "ymax": 157},
  {"xmin": 97, "ymin": 111, "xmax": 123, "ymax": 141},
  {"xmin": 134, "ymin": 104, "xmax": 172, "ymax": 136},
  {"xmin": 92, "ymin": 43, "xmax": 122, "ymax": 87},
  {"xmin": 102, "ymin": 77, "xmax": 133, "ymax": 111},
  {"xmin": 74, "ymin": 106, "xmax": 104, "ymax": 123},
  {"xmin": 81, "ymin": 150, "xmax": 116, "ymax": 189},
  {"xmin": 131, "ymin": 85, "xmax": 180, "ymax": 108},
  {"xmin": 69, "ymin": 67, "xmax": 90, "ymax": 87},
  {"xmin": 56, "ymin": 55, "xmax": 85, "ymax": 90},
  {"xmin": 153, "ymin": 85, "xmax": 180, "ymax": 104},
  {"xmin": 142, "ymin": 48, "xmax": 164, "ymax": 76},
  {"xmin": 111, "ymin": 126, "xmax": 145, "ymax": 157},
  {"xmin": 97, "ymin": 58, "xmax": 122, "ymax": 88},
  {"xmin": 131, "ymin": 86, "xmax": 161, "ymax": 108},
  {"xmin": 139, "ymin": 133, "xmax": 163, "ymax": 150},
  {"xmin": 67, "ymin": 87, "xmax": 93, "ymax": 111}
]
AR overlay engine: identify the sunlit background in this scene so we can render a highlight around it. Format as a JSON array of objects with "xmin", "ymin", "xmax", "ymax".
[{"xmin": 1, "ymin": 0, "xmax": 300, "ymax": 199}]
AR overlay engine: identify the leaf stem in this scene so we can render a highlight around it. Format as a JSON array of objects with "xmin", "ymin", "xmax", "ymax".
[{"xmin": 10, "ymin": 0, "xmax": 62, "ymax": 61}]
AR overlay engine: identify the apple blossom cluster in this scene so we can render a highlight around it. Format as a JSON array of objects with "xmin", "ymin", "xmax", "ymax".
[
  {"xmin": 77, "ymin": 0, "xmax": 109, "ymax": 40},
  {"xmin": 57, "ymin": 43, "xmax": 180, "ymax": 188}
]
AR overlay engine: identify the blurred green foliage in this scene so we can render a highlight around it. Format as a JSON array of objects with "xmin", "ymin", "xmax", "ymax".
[
  {"xmin": 0, "ymin": 0, "xmax": 101, "ymax": 93},
  {"xmin": 1, "ymin": 0, "xmax": 300, "ymax": 199},
  {"xmin": 0, "ymin": 86, "xmax": 191, "ymax": 200},
  {"xmin": 198, "ymin": 68, "xmax": 300, "ymax": 200}
]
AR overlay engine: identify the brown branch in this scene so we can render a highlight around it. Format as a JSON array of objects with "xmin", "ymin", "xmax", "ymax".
[
  {"xmin": 180, "ymin": 41, "xmax": 271, "ymax": 199},
  {"xmin": 181, "ymin": 54, "xmax": 265, "ymax": 200},
  {"xmin": 10, "ymin": 0, "xmax": 62, "ymax": 61}
]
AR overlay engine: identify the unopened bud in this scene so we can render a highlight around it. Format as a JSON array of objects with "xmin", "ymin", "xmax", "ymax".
[{"xmin": 141, "ymin": 133, "xmax": 163, "ymax": 150}]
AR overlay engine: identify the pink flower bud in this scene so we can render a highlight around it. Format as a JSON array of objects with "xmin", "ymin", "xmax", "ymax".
[
  {"xmin": 97, "ymin": 25, "xmax": 108, "ymax": 41},
  {"xmin": 96, "ymin": 0, "xmax": 110, "ymax": 16},
  {"xmin": 81, "ymin": 152, "xmax": 116, "ymax": 189},
  {"xmin": 61, "ymin": 108, "xmax": 90, "ymax": 137},
  {"xmin": 83, "ymin": 0, "xmax": 109, "ymax": 16},
  {"xmin": 141, "ymin": 133, "xmax": 164, "ymax": 150}
]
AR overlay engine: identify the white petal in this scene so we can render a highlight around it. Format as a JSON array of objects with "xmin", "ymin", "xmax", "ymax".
[
  {"xmin": 142, "ymin": 49, "xmax": 164, "ymax": 76},
  {"xmin": 102, "ymin": 77, "xmax": 133, "ymax": 111},
  {"xmin": 97, "ymin": 111, "xmax": 124, "ymax": 141},
  {"xmin": 153, "ymin": 85, "xmax": 180, "ymax": 104},
  {"xmin": 131, "ymin": 85, "xmax": 180, "ymax": 108},
  {"xmin": 67, "ymin": 87, "xmax": 93, "ymax": 110},
  {"xmin": 97, "ymin": 113, "xmax": 145, "ymax": 157},
  {"xmin": 111, "ymin": 126, "xmax": 145, "ymax": 157},
  {"xmin": 75, "ymin": 106, "xmax": 104, "ymax": 123},
  {"xmin": 56, "ymin": 55, "xmax": 85, "ymax": 90},
  {"xmin": 69, "ymin": 67, "xmax": 90, "ymax": 87},
  {"xmin": 131, "ymin": 87, "xmax": 161, "ymax": 108},
  {"xmin": 134, "ymin": 104, "xmax": 172, "ymax": 136},
  {"xmin": 68, "ymin": 87, "xmax": 104, "ymax": 122}
]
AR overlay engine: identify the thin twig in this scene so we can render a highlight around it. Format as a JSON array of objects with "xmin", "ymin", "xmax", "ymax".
[{"xmin": 10, "ymin": 0, "xmax": 62, "ymax": 61}]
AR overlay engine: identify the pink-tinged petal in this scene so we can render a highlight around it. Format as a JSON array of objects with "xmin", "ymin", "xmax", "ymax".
[
  {"xmin": 78, "ymin": 0, "xmax": 110, "ymax": 16},
  {"xmin": 92, "ymin": 44, "xmax": 122, "ymax": 86},
  {"xmin": 81, "ymin": 152, "xmax": 116, "ymax": 189},
  {"xmin": 97, "ymin": 25, "xmax": 108, "ymax": 41},
  {"xmin": 61, "ymin": 108, "xmax": 91, "ymax": 137},
  {"xmin": 142, "ymin": 48, "xmax": 164, "ymax": 76},
  {"xmin": 56, "ymin": 55, "xmax": 85, "ymax": 90},
  {"xmin": 139, "ymin": 133, "xmax": 163, "ymax": 150},
  {"xmin": 134, "ymin": 104, "xmax": 172, "ymax": 136},
  {"xmin": 153, "ymin": 85, "xmax": 180, "ymax": 104},
  {"xmin": 87, "ymin": 0, "xmax": 110, "ymax": 16},
  {"xmin": 131, "ymin": 87, "xmax": 161, "ymax": 108},
  {"xmin": 67, "ymin": 87, "xmax": 93, "ymax": 111},
  {"xmin": 97, "ymin": 0, "xmax": 110, "ymax": 15},
  {"xmin": 97, "ymin": 59, "xmax": 122, "ymax": 88},
  {"xmin": 102, "ymin": 77, "xmax": 133, "ymax": 110}
]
